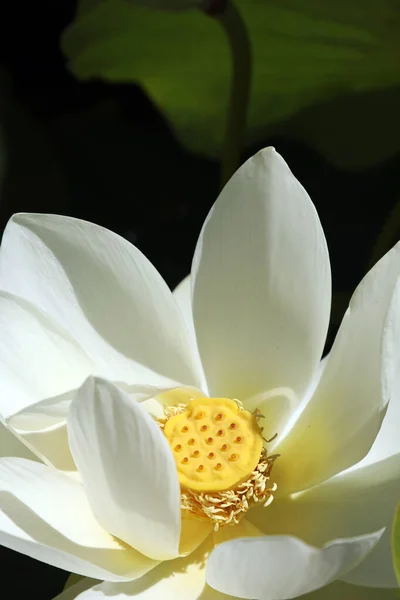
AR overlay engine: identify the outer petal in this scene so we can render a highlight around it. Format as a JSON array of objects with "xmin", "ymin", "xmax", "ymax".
[
  {"xmin": 206, "ymin": 530, "xmax": 383, "ymax": 600},
  {"xmin": 5, "ymin": 390, "xmax": 76, "ymax": 470},
  {"xmin": 192, "ymin": 147, "xmax": 331, "ymax": 400},
  {"xmin": 275, "ymin": 243, "xmax": 400, "ymax": 492},
  {"xmin": 173, "ymin": 275, "xmax": 195, "ymax": 344},
  {"xmin": 0, "ymin": 422, "xmax": 38, "ymax": 461},
  {"xmin": 357, "ymin": 279, "xmax": 400, "ymax": 466},
  {"xmin": 172, "ymin": 275, "xmax": 206, "ymax": 392},
  {"xmin": 52, "ymin": 536, "xmax": 236, "ymax": 600},
  {"xmin": 0, "ymin": 213, "xmax": 200, "ymax": 388},
  {"xmin": 67, "ymin": 377, "xmax": 181, "ymax": 560},
  {"xmin": 0, "ymin": 291, "xmax": 94, "ymax": 419},
  {"xmin": 0, "ymin": 458, "xmax": 158, "ymax": 581},
  {"xmin": 249, "ymin": 452, "xmax": 400, "ymax": 587}
]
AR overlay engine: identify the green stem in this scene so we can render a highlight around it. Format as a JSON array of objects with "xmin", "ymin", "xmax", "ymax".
[{"xmin": 216, "ymin": 1, "xmax": 252, "ymax": 188}]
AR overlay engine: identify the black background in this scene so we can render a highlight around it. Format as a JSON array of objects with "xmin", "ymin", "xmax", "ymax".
[{"xmin": 0, "ymin": 1, "xmax": 399, "ymax": 597}]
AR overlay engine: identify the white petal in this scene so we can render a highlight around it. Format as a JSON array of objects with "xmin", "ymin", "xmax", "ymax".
[
  {"xmin": 192, "ymin": 147, "xmax": 331, "ymax": 400},
  {"xmin": 359, "ymin": 278, "xmax": 400, "ymax": 465},
  {"xmin": 8, "ymin": 390, "xmax": 74, "ymax": 431},
  {"xmin": 0, "ymin": 213, "xmax": 200, "ymax": 388},
  {"xmin": 11, "ymin": 422, "xmax": 75, "ymax": 470},
  {"xmin": 53, "ymin": 536, "xmax": 235, "ymax": 600},
  {"xmin": 250, "ymin": 453, "xmax": 400, "ymax": 588},
  {"xmin": 173, "ymin": 276, "xmax": 206, "ymax": 393},
  {"xmin": 7, "ymin": 383, "xmax": 180, "ymax": 471},
  {"xmin": 0, "ymin": 458, "xmax": 158, "ymax": 581},
  {"xmin": 0, "ymin": 291, "xmax": 93, "ymax": 419},
  {"xmin": 244, "ymin": 387, "xmax": 299, "ymax": 451},
  {"xmin": 0, "ymin": 421, "xmax": 38, "ymax": 461},
  {"xmin": 68, "ymin": 377, "xmax": 181, "ymax": 560},
  {"xmin": 244, "ymin": 359, "xmax": 327, "ymax": 452},
  {"xmin": 179, "ymin": 517, "xmax": 213, "ymax": 556},
  {"xmin": 206, "ymin": 530, "xmax": 383, "ymax": 600},
  {"xmin": 5, "ymin": 390, "xmax": 76, "ymax": 470},
  {"xmin": 275, "ymin": 243, "xmax": 400, "ymax": 492},
  {"xmin": 173, "ymin": 275, "xmax": 195, "ymax": 343}
]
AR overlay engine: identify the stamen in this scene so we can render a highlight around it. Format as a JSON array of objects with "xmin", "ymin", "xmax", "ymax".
[{"xmin": 181, "ymin": 448, "xmax": 276, "ymax": 530}]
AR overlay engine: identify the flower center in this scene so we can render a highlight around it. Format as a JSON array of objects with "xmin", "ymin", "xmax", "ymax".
[{"xmin": 163, "ymin": 397, "xmax": 264, "ymax": 492}]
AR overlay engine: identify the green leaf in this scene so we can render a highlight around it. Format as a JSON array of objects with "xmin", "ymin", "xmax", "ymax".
[
  {"xmin": 392, "ymin": 501, "xmax": 400, "ymax": 586},
  {"xmin": 62, "ymin": 0, "xmax": 400, "ymax": 168}
]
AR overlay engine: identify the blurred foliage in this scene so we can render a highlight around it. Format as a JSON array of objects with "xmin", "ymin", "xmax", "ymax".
[
  {"xmin": 392, "ymin": 501, "xmax": 400, "ymax": 586},
  {"xmin": 62, "ymin": 0, "xmax": 400, "ymax": 169}
]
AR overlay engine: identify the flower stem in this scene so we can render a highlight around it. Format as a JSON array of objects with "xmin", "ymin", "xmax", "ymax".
[{"xmin": 216, "ymin": 1, "xmax": 252, "ymax": 188}]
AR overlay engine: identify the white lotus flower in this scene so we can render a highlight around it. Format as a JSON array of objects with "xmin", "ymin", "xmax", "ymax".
[{"xmin": 0, "ymin": 148, "xmax": 400, "ymax": 600}]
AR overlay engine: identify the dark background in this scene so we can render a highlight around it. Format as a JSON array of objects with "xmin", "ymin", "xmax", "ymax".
[{"xmin": 1, "ymin": 1, "xmax": 399, "ymax": 597}]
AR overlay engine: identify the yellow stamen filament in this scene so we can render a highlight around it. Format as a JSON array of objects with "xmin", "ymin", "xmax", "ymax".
[{"xmin": 181, "ymin": 448, "xmax": 277, "ymax": 530}]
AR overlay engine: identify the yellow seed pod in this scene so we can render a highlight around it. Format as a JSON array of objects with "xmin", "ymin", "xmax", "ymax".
[{"xmin": 163, "ymin": 398, "xmax": 263, "ymax": 492}]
